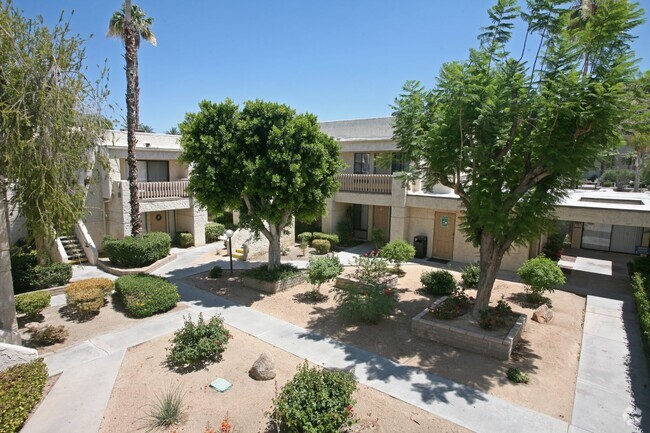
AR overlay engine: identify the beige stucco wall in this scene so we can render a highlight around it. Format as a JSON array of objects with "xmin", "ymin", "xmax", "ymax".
[{"xmin": 169, "ymin": 160, "xmax": 188, "ymax": 181}]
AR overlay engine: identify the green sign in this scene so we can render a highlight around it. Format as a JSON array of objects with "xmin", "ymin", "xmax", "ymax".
[{"xmin": 441, "ymin": 216, "xmax": 449, "ymax": 227}]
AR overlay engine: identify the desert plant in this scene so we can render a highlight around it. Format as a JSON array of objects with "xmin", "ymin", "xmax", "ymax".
[
  {"xmin": 517, "ymin": 256, "xmax": 566, "ymax": 302},
  {"xmin": 175, "ymin": 232, "xmax": 194, "ymax": 248},
  {"xmin": 65, "ymin": 285, "xmax": 105, "ymax": 316},
  {"xmin": 114, "ymin": 274, "xmax": 180, "ymax": 318},
  {"xmin": 0, "ymin": 359, "xmax": 48, "ymax": 433},
  {"xmin": 312, "ymin": 239, "xmax": 331, "ymax": 254},
  {"xmin": 205, "ymin": 222, "xmax": 226, "ymax": 243},
  {"xmin": 27, "ymin": 325, "xmax": 68, "ymax": 346},
  {"xmin": 271, "ymin": 362, "xmax": 357, "ymax": 433},
  {"xmin": 306, "ymin": 256, "xmax": 343, "ymax": 299},
  {"xmin": 209, "ymin": 266, "xmax": 223, "ymax": 279},
  {"xmin": 421, "ymin": 270, "xmax": 457, "ymax": 296},
  {"xmin": 142, "ymin": 386, "xmax": 186, "ymax": 432},
  {"xmin": 167, "ymin": 313, "xmax": 231, "ymax": 368},
  {"xmin": 507, "ymin": 367, "xmax": 529, "ymax": 384},
  {"xmin": 380, "ymin": 239, "xmax": 415, "ymax": 273},
  {"xmin": 14, "ymin": 291, "xmax": 51, "ymax": 319},
  {"xmin": 460, "ymin": 263, "xmax": 480, "ymax": 290},
  {"xmin": 103, "ymin": 232, "xmax": 171, "ymax": 268}
]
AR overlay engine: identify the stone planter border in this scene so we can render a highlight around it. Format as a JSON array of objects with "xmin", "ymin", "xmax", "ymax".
[
  {"xmin": 97, "ymin": 253, "xmax": 177, "ymax": 277},
  {"xmin": 241, "ymin": 271, "xmax": 306, "ymax": 294},
  {"xmin": 411, "ymin": 296, "xmax": 527, "ymax": 360}
]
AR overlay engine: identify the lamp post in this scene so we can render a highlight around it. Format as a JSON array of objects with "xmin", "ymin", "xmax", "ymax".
[{"xmin": 225, "ymin": 229, "xmax": 234, "ymax": 275}]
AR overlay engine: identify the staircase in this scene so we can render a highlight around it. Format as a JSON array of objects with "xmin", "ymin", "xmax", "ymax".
[
  {"xmin": 59, "ymin": 235, "xmax": 88, "ymax": 264},
  {"xmin": 231, "ymin": 246, "xmax": 246, "ymax": 261}
]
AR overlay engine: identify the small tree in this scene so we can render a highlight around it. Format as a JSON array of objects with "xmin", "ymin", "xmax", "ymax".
[
  {"xmin": 180, "ymin": 99, "xmax": 343, "ymax": 271},
  {"xmin": 380, "ymin": 240, "xmax": 415, "ymax": 274},
  {"xmin": 517, "ymin": 256, "xmax": 566, "ymax": 302},
  {"xmin": 306, "ymin": 256, "xmax": 343, "ymax": 300}
]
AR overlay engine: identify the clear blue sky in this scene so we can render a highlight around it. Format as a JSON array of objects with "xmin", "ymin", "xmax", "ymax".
[{"xmin": 14, "ymin": 1, "xmax": 650, "ymax": 133}]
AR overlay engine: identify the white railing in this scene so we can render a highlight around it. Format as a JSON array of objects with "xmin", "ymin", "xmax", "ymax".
[
  {"xmin": 137, "ymin": 180, "xmax": 189, "ymax": 199},
  {"xmin": 337, "ymin": 174, "xmax": 392, "ymax": 194}
]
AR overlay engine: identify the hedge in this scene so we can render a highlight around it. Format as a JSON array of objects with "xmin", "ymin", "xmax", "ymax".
[
  {"xmin": 114, "ymin": 274, "xmax": 180, "ymax": 318},
  {"xmin": 312, "ymin": 239, "xmax": 331, "ymax": 254},
  {"xmin": 10, "ymin": 248, "xmax": 72, "ymax": 293},
  {"xmin": 312, "ymin": 232, "xmax": 339, "ymax": 245},
  {"xmin": 15, "ymin": 291, "xmax": 51, "ymax": 319},
  {"xmin": 103, "ymin": 232, "xmax": 171, "ymax": 268},
  {"xmin": 205, "ymin": 222, "xmax": 226, "ymax": 243},
  {"xmin": 632, "ymin": 273, "xmax": 650, "ymax": 348},
  {"xmin": 0, "ymin": 359, "xmax": 48, "ymax": 433},
  {"xmin": 297, "ymin": 232, "xmax": 313, "ymax": 243},
  {"xmin": 175, "ymin": 232, "xmax": 194, "ymax": 248}
]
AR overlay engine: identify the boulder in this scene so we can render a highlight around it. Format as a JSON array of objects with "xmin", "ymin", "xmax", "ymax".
[
  {"xmin": 249, "ymin": 351, "xmax": 276, "ymax": 381},
  {"xmin": 532, "ymin": 304, "xmax": 553, "ymax": 323}
]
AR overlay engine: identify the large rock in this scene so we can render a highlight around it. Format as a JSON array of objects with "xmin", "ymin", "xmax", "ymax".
[
  {"xmin": 0, "ymin": 342, "xmax": 38, "ymax": 372},
  {"xmin": 249, "ymin": 351, "xmax": 276, "ymax": 381},
  {"xmin": 532, "ymin": 304, "xmax": 554, "ymax": 323}
]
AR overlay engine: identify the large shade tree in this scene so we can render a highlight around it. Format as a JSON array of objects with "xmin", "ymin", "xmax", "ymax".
[
  {"xmin": 0, "ymin": 3, "xmax": 107, "ymax": 343},
  {"xmin": 393, "ymin": 0, "xmax": 643, "ymax": 317},
  {"xmin": 108, "ymin": 1, "xmax": 156, "ymax": 236},
  {"xmin": 180, "ymin": 99, "xmax": 343, "ymax": 270},
  {"xmin": 623, "ymin": 70, "xmax": 650, "ymax": 191}
]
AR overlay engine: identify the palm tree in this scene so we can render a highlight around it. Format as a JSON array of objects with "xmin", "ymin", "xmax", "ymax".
[
  {"xmin": 108, "ymin": 1, "xmax": 156, "ymax": 237},
  {"xmin": 165, "ymin": 126, "xmax": 179, "ymax": 135}
]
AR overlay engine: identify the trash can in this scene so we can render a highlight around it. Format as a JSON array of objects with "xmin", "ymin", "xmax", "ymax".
[{"xmin": 414, "ymin": 235, "xmax": 427, "ymax": 259}]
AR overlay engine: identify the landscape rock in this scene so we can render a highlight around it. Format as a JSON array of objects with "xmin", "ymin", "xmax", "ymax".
[
  {"xmin": 532, "ymin": 304, "xmax": 553, "ymax": 323},
  {"xmin": 249, "ymin": 351, "xmax": 276, "ymax": 381},
  {"xmin": 0, "ymin": 342, "xmax": 38, "ymax": 372}
]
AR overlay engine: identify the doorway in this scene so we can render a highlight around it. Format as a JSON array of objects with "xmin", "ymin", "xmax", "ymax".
[
  {"xmin": 148, "ymin": 211, "xmax": 168, "ymax": 234},
  {"xmin": 432, "ymin": 212, "xmax": 455, "ymax": 259}
]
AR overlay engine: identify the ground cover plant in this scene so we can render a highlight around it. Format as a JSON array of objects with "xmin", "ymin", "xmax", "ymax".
[
  {"xmin": 14, "ymin": 291, "xmax": 50, "ymax": 320},
  {"xmin": 114, "ymin": 274, "xmax": 180, "ymax": 318},
  {"xmin": 270, "ymin": 362, "xmax": 357, "ymax": 433},
  {"xmin": 103, "ymin": 232, "xmax": 171, "ymax": 268},
  {"xmin": 421, "ymin": 270, "xmax": 457, "ymax": 296},
  {"xmin": 0, "ymin": 358, "xmax": 48, "ymax": 433},
  {"xmin": 167, "ymin": 314, "xmax": 231, "ymax": 369},
  {"xmin": 517, "ymin": 256, "xmax": 565, "ymax": 302},
  {"xmin": 243, "ymin": 264, "xmax": 301, "ymax": 282}
]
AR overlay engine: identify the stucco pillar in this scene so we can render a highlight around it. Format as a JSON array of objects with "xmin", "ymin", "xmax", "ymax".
[
  {"xmin": 389, "ymin": 176, "xmax": 409, "ymax": 242},
  {"xmin": 0, "ymin": 192, "xmax": 20, "ymax": 345},
  {"xmin": 321, "ymin": 198, "xmax": 337, "ymax": 234}
]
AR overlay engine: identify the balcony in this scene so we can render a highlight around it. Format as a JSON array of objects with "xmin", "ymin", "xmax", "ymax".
[
  {"xmin": 137, "ymin": 180, "xmax": 189, "ymax": 199},
  {"xmin": 337, "ymin": 174, "xmax": 392, "ymax": 194}
]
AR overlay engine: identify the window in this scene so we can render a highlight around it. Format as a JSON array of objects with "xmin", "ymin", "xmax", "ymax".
[
  {"xmin": 354, "ymin": 153, "xmax": 370, "ymax": 174},
  {"xmin": 136, "ymin": 160, "xmax": 169, "ymax": 182}
]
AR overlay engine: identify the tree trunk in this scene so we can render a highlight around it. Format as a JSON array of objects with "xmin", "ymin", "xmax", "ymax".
[
  {"xmin": 267, "ymin": 234, "xmax": 282, "ymax": 271},
  {"xmin": 472, "ymin": 234, "xmax": 507, "ymax": 319},
  {"xmin": 0, "ymin": 187, "xmax": 20, "ymax": 345},
  {"xmin": 124, "ymin": 12, "xmax": 142, "ymax": 237}
]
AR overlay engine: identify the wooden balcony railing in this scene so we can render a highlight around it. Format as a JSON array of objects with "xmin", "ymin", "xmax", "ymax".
[
  {"xmin": 337, "ymin": 174, "xmax": 392, "ymax": 194},
  {"xmin": 137, "ymin": 180, "xmax": 189, "ymax": 199}
]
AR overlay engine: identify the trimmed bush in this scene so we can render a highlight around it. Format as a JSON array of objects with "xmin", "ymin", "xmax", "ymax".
[
  {"xmin": 167, "ymin": 313, "xmax": 231, "ymax": 368},
  {"xmin": 0, "ymin": 358, "xmax": 48, "ymax": 433},
  {"xmin": 174, "ymin": 232, "xmax": 194, "ymax": 248},
  {"xmin": 27, "ymin": 325, "xmax": 68, "ymax": 346},
  {"xmin": 380, "ymin": 239, "xmax": 415, "ymax": 271},
  {"xmin": 10, "ymin": 248, "xmax": 72, "ymax": 293},
  {"xmin": 103, "ymin": 232, "xmax": 171, "ymax": 268},
  {"xmin": 517, "ymin": 256, "xmax": 565, "ymax": 301},
  {"xmin": 312, "ymin": 232, "xmax": 339, "ymax": 245},
  {"xmin": 312, "ymin": 239, "xmax": 331, "ymax": 254},
  {"xmin": 65, "ymin": 285, "xmax": 105, "ymax": 316},
  {"xmin": 271, "ymin": 362, "xmax": 357, "ymax": 433},
  {"xmin": 421, "ymin": 270, "xmax": 457, "ymax": 295},
  {"xmin": 461, "ymin": 263, "xmax": 480, "ymax": 289},
  {"xmin": 114, "ymin": 274, "xmax": 180, "ymax": 318},
  {"xmin": 297, "ymin": 232, "xmax": 313, "ymax": 243},
  {"xmin": 242, "ymin": 264, "xmax": 301, "ymax": 282},
  {"xmin": 15, "ymin": 291, "xmax": 51, "ymax": 319},
  {"xmin": 632, "ymin": 273, "xmax": 650, "ymax": 347},
  {"xmin": 209, "ymin": 266, "xmax": 223, "ymax": 279},
  {"xmin": 66, "ymin": 278, "xmax": 114, "ymax": 295},
  {"xmin": 205, "ymin": 222, "xmax": 226, "ymax": 243}
]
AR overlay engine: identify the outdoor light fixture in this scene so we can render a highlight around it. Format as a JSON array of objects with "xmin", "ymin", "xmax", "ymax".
[{"xmin": 225, "ymin": 229, "xmax": 234, "ymax": 275}]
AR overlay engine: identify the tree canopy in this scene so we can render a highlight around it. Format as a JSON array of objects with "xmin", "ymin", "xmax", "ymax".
[
  {"xmin": 393, "ymin": 0, "xmax": 644, "ymax": 315},
  {"xmin": 180, "ymin": 99, "xmax": 343, "ymax": 269}
]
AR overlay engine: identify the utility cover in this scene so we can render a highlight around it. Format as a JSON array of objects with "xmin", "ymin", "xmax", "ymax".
[{"xmin": 210, "ymin": 378, "xmax": 232, "ymax": 393}]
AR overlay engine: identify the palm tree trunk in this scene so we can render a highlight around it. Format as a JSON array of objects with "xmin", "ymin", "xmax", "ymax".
[{"xmin": 124, "ymin": 2, "xmax": 142, "ymax": 237}]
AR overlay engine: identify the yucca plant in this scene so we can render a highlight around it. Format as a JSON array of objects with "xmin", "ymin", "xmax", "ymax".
[{"xmin": 141, "ymin": 385, "xmax": 186, "ymax": 432}]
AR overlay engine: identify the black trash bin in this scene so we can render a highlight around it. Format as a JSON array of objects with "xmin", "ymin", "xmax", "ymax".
[{"xmin": 414, "ymin": 235, "xmax": 427, "ymax": 259}]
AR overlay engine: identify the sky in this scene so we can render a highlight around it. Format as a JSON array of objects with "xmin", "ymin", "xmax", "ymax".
[{"xmin": 13, "ymin": 0, "xmax": 650, "ymax": 133}]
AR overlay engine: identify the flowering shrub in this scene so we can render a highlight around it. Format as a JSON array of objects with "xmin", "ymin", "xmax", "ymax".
[
  {"xmin": 478, "ymin": 298, "xmax": 515, "ymax": 329},
  {"xmin": 428, "ymin": 289, "xmax": 472, "ymax": 320},
  {"xmin": 353, "ymin": 250, "xmax": 390, "ymax": 286}
]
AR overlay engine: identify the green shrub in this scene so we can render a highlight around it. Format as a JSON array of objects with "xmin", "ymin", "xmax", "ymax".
[
  {"xmin": 632, "ymin": 273, "xmax": 650, "ymax": 347},
  {"xmin": 114, "ymin": 274, "xmax": 180, "ymax": 318},
  {"xmin": 297, "ymin": 232, "xmax": 313, "ymax": 243},
  {"xmin": 632, "ymin": 256, "xmax": 650, "ymax": 276},
  {"xmin": 167, "ymin": 313, "xmax": 231, "ymax": 368},
  {"xmin": 142, "ymin": 386, "xmax": 186, "ymax": 432},
  {"xmin": 10, "ymin": 248, "xmax": 72, "ymax": 293},
  {"xmin": 371, "ymin": 228, "xmax": 385, "ymax": 248},
  {"xmin": 242, "ymin": 264, "xmax": 301, "ymax": 282},
  {"xmin": 174, "ymin": 232, "xmax": 194, "ymax": 248},
  {"xmin": 312, "ymin": 232, "xmax": 339, "ymax": 245},
  {"xmin": 461, "ymin": 263, "xmax": 480, "ymax": 290},
  {"xmin": 205, "ymin": 222, "xmax": 226, "ymax": 243},
  {"xmin": 517, "ymin": 256, "xmax": 565, "ymax": 301},
  {"xmin": 27, "ymin": 325, "xmax": 68, "ymax": 346},
  {"xmin": 600, "ymin": 168, "xmax": 633, "ymax": 189},
  {"xmin": 209, "ymin": 266, "xmax": 223, "ymax": 279},
  {"xmin": 271, "ymin": 362, "xmax": 357, "ymax": 433},
  {"xmin": 15, "ymin": 291, "xmax": 51, "ymax": 319},
  {"xmin": 65, "ymin": 285, "xmax": 105, "ymax": 316},
  {"xmin": 336, "ymin": 219, "xmax": 354, "ymax": 246},
  {"xmin": 312, "ymin": 239, "xmax": 331, "ymax": 254},
  {"xmin": 421, "ymin": 270, "xmax": 457, "ymax": 295},
  {"xmin": 478, "ymin": 298, "xmax": 514, "ymax": 330},
  {"xmin": 334, "ymin": 283, "xmax": 397, "ymax": 323},
  {"xmin": 507, "ymin": 367, "xmax": 529, "ymax": 384},
  {"xmin": 0, "ymin": 359, "xmax": 48, "ymax": 433},
  {"xmin": 103, "ymin": 232, "xmax": 171, "ymax": 268},
  {"xmin": 306, "ymin": 256, "xmax": 343, "ymax": 294},
  {"xmin": 380, "ymin": 240, "xmax": 415, "ymax": 271}
]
